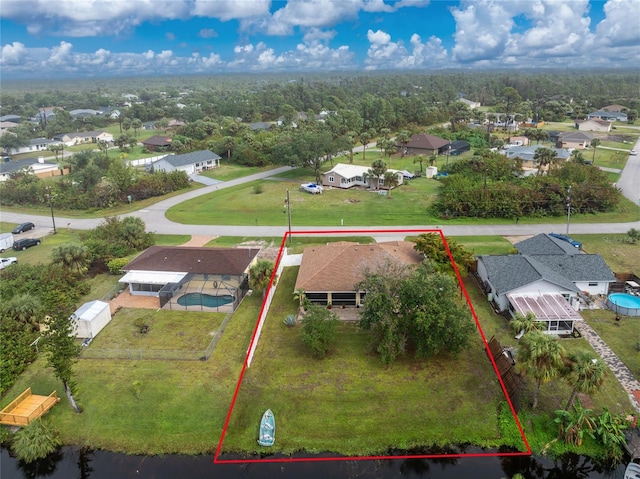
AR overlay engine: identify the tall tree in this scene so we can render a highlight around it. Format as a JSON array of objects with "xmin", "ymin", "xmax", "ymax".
[
  {"xmin": 517, "ymin": 331, "xmax": 565, "ymax": 409},
  {"xmin": 590, "ymin": 138, "xmax": 601, "ymax": 165},
  {"xmin": 383, "ymin": 171, "xmax": 399, "ymax": 197},
  {"xmin": 366, "ymin": 159, "xmax": 387, "ymax": 190},
  {"xmin": 534, "ymin": 147, "xmax": 557, "ymax": 175},
  {"xmin": 51, "ymin": 244, "xmax": 90, "ymax": 276},
  {"xmin": 222, "ymin": 136, "xmax": 235, "ymax": 160},
  {"xmin": 396, "ymin": 130, "xmax": 411, "ymax": 158},
  {"xmin": 42, "ymin": 315, "xmax": 83, "ymax": 413},
  {"xmin": 563, "ymin": 350, "xmax": 606, "ymax": 411},
  {"xmin": 131, "ymin": 118, "xmax": 143, "ymax": 137},
  {"xmin": 412, "ymin": 233, "xmax": 475, "ymax": 276},
  {"xmin": 358, "ymin": 128, "xmax": 375, "ymax": 162}
]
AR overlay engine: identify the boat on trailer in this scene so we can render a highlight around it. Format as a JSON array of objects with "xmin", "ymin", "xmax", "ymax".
[{"xmin": 257, "ymin": 409, "xmax": 275, "ymax": 446}]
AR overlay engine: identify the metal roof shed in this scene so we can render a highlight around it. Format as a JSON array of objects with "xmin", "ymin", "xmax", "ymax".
[{"xmin": 71, "ymin": 300, "xmax": 111, "ymax": 339}]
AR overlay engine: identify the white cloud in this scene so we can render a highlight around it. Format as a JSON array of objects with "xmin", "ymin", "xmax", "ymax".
[
  {"xmin": 596, "ymin": 0, "xmax": 640, "ymax": 47},
  {"xmin": 0, "ymin": 41, "xmax": 28, "ymax": 65},
  {"xmin": 365, "ymin": 30, "xmax": 448, "ymax": 70},
  {"xmin": 192, "ymin": 0, "xmax": 271, "ymax": 21},
  {"xmin": 199, "ymin": 28, "xmax": 218, "ymax": 39}
]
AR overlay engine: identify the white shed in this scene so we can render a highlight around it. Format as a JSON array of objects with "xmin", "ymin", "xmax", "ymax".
[{"xmin": 71, "ymin": 300, "xmax": 111, "ymax": 339}]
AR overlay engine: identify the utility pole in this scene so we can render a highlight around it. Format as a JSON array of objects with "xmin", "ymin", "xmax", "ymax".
[
  {"xmin": 46, "ymin": 185, "xmax": 57, "ymax": 234},
  {"xmin": 285, "ymin": 189, "xmax": 292, "ymax": 245},
  {"xmin": 565, "ymin": 185, "xmax": 571, "ymax": 235}
]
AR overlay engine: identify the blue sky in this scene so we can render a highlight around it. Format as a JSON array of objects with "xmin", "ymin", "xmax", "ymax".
[{"xmin": 1, "ymin": 0, "xmax": 638, "ymax": 79}]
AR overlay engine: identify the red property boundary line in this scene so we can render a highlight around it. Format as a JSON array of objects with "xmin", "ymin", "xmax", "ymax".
[{"xmin": 214, "ymin": 228, "xmax": 531, "ymax": 464}]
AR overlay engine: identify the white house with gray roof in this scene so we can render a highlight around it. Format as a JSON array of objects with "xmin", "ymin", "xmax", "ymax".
[
  {"xmin": 476, "ymin": 234, "xmax": 616, "ymax": 335},
  {"xmin": 149, "ymin": 150, "xmax": 221, "ymax": 175}
]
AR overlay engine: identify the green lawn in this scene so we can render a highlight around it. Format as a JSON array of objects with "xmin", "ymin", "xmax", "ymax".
[
  {"xmin": 5, "ymin": 229, "xmax": 82, "ymax": 265},
  {"xmin": 199, "ymin": 164, "xmax": 272, "ymax": 182},
  {"xmin": 220, "ymin": 267, "xmax": 518, "ymax": 456},
  {"xmin": 452, "ymin": 235, "xmax": 516, "ymax": 255}
]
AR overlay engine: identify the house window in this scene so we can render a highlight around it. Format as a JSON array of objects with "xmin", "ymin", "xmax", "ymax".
[
  {"xmin": 328, "ymin": 176, "xmax": 334, "ymax": 183},
  {"xmin": 588, "ymin": 282, "xmax": 598, "ymax": 287}
]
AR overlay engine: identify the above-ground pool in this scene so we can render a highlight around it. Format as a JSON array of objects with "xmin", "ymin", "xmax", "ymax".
[
  {"xmin": 177, "ymin": 293, "xmax": 234, "ymax": 308},
  {"xmin": 607, "ymin": 293, "xmax": 640, "ymax": 317}
]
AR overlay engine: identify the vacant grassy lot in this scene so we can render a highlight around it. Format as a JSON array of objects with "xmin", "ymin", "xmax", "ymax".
[
  {"xmin": 220, "ymin": 267, "xmax": 520, "ymax": 456},
  {"xmin": 574, "ymin": 234, "xmax": 640, "ymax": 273},
  {"xmin": 199, "ymin": 164, "xmax": 272, "ymax": 182}
]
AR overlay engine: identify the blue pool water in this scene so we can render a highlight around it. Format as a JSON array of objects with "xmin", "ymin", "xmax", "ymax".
[
  {"xmin": 177, "ymin": 293, "xmax": 234, "ymax": 308},
  {"xmin": 607, "ymin": 293, "xmax": 640, "ymax": 317}
]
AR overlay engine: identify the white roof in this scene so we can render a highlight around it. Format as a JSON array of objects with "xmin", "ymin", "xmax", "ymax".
[
  {"xmin": 325, "ymin": 163, "xmax": 400, "ymax": 178},
  {"xmin": 74, "ymin": 300, "xmax": 109, "ymax": 321},
  {"xmin": 120, "ymin": 270, "xmax": 188, "ymax": 285}
]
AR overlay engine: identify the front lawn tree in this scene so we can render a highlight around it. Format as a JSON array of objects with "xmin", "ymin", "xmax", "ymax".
[
  {"xmin": 412, "ymin": 233, "xmax": 475, "ymax": 276},
  {"xmin": 42, "ymin": 315, "xmax": 82, "ymax": 413},
  {"xmin": 590, "ymin": 138, "xmax": 601, "ymax": 164},
  {"xmin": 563, "ymin": 350, "xmax": 606, "ymax": 411},
  {"xmin": 301, "ymin": 304, "xmax": 339, "ymax": 359}
]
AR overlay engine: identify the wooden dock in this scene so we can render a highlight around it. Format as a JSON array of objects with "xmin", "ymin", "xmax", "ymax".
[{"xmin": 0, "ymin": 388, "xmax": 60, "ymax": 426}]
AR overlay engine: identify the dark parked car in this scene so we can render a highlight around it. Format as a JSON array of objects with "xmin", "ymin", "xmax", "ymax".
[
  {"xmin": 13, "ymin": 238, "xmax": 40, "ymax": 250},
  {"xmin": 12, "ymin": 222, "xmax": 35, "ymax": 234}
]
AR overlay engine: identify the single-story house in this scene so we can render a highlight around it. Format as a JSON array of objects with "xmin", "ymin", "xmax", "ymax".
[
  {"xmin": 601, "ymin": 104, "xmax": 626, "ymax": 112},
  {"xmin": 556, "ymin": 131, "xmax": 593, "ymax": 150},
  {"xmin": 53, "ymin": 130, "xmax": 113, "ymax": 146},
  {"xmin": 0, "ymin": 121, "xmax": 20, "ymax": 136},
  {"xmin": 508, "ymin": 136, "xmax": 529, "ymax": 147},
  {"xmin": 399, "ymin": 133, "xmax": 450, "ymax": 156},
  {"xmin": 143, "ymin": 121, "xmax": 156, "ymax": 130},
  {"xmin": 0, "ymin": 115, "xmax": 21, "ymax": 123},
  {"xmin": 142, "ymin": 135, "xmax": 172, "ymax": 152},
  {"xmin": 575, "ymin": 119, "xmax": 612, "ymax": 132},
  {"xmin": 249, "ymin": 122, "xmax": 272, "ymax": 131},
  {"xmin": 587, "ymin": 110, "xmax": 627, "ymax": 122},
  {"xmin": 476, "ymin": 234, "xmax": 616, "ymax": 335},
  {"xmin": 2, "ymin": 137, "xmax": 64, "ymax": 156},
  {"xmin": 0, "ymin": 157, "xmax": 68, "ymax": 182},
  {"xmin": 321, "ymin": 163, "xmax": 404, "ymax": 190},
  {"xmin": 504, "ymin": 145, "xmax": 571, "ymax": 170},
  {"xmin": 69, "ymin": 109, "xmax": 101, "ymax": 119},
  {"xmin": 449, "ymin": 140, "xmax": 471, "ymax": 156},
  {"xmin": 294, "ymin": 241, "xmax": 424, "ymax": 306},
  {"xmin": 70, "ymin": 300, "xmax": 111, "ymax": 339},
  {"xmin": 149, "ymin": 150, "xmax": 221, "ymax": 174},
  {"xmin": 120, "ymin": 246, "xmax": 260, "ymax": 312}
]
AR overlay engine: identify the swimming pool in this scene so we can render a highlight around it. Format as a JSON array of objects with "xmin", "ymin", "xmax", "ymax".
[
  {"xmin": 607, "ymin": 293, "xmax": 640, "ymax": 317},
  {"xmin": 177, "ymin": 293, "xmax": 234, "ymax": 308}
]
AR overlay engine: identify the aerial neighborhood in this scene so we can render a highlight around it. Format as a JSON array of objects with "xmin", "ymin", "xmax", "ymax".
[{"xmin": 0, "ymin": 72, "xmax": 639, "ymax": 473}]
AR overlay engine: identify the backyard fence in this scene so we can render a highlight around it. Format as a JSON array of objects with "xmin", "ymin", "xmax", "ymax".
[
  {"xmin": 246, "ymin": 249, "xmax": 302, "ymax": 367},
  {"xmin": 81, "ymin": 313, "xmax": 232, "ymax": 361}
]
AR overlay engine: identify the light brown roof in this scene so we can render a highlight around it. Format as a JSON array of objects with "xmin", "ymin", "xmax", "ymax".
[
  {"xmin": 294, "ymin": 241, "xmax": 423, "ymax": 292},
  {"xmin": 123, "ymin": 246, "xmax": 260, "ymax": 275},
  {"xmin": 142, "ymin": 135, "xmax": 172, "ymax": 146}
]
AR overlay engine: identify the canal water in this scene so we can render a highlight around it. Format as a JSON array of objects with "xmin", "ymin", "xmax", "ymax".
[{"xmin": 0, "ymin": 447, "xmax": 629, "ymax": 479}]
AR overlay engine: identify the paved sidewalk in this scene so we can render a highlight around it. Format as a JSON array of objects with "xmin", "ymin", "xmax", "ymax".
[{"xmin": 575, "ymin": 321, "xmax": 640, "ymax": 412}]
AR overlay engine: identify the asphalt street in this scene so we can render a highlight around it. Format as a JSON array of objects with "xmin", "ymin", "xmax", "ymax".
[{"xmin": 2, "ymin": 138, "xmax": 639, "ymax": 239}]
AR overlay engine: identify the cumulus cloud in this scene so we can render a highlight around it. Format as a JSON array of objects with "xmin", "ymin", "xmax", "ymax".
[
  {"xmin": 365, "ymin": 30, "xmax": 448, "ymax": 70},
  {"xmin": 199, "ymin": 28, "xmax": 218, "ymax": 39},
  {"xmin": 596, "ymin": 0, "xmax": 640, "ymax": 47},
  {"xmin": 0, "ymin": 41, "xmax": 29, "ymax": 65},
  {"xmin": 192, "ymin": 0, "xmax": 271, "ymax": 21}
]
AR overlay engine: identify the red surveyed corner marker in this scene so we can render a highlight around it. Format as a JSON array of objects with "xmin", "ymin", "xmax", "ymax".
[{"xmin": 214, "ymin": 228, "xmax": 530, "ymax": 464}]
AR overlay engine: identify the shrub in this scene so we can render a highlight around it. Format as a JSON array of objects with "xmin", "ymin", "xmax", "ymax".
[
  {"xmin": 107, "ymin": 257, "xmax": 130, "ymax": 275},
  {"xmin": 11, "ymin": 420, "xmax": 59, "ymax": 463},
  {"xmin": 253, "ymin": 183, "xmax": 264, "ymax": 194},
  {"xmin": 301, "ymin": 304, "xmax": 338, "ymax": 359},
  {"xmin": 283, "ymin": 314, "xmax": 297, "ymax": 327}
]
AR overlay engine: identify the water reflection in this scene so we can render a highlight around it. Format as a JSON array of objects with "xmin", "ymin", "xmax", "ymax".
[{"xmin": 0, "ymin": 447, "xmax": 627, "ymax": 479}]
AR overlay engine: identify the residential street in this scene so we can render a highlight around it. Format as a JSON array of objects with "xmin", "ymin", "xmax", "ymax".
[{"xmin": 2, "ymin": 144, "xmax": 640, "ymax": 239}]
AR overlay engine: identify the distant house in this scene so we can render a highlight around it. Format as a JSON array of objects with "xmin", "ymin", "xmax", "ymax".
[
  {"xmin": 120, "ymin": 246, "xmax": 259, "ymax": 312},
  {"xmin": 476, "ymin": 233, "xmax": 616, "ymax": 335},
  {"xmin": 143, "ymin": 121, "xmax": 156, "ymax": 130},
  {"xmin": 400, "ymin": 133, "xmax": 450, "ymax": 156},
  {"xmin": 0, "ymin": 115, "xmax": 21, "ymax": 123},
  {"xmin": 149, "ymin": 150, "xmax": 221, "ymax": 174},
  {"xmin": 0, "ymin": 121, "xmax": 20, "ymax": 136},
  {"xmin": 504, "ymin": 145, "xmax": 571, "ymax": 171},
  {"xmin": 575, "ymin": 118, "xmax": 612, "ymax": 132},
  {"xmin": 2, "ymin": 138, "xmax": 64, "ymax": 156},
  {"xmin": 449, "ymin": 140, "xmax": 471, "ymax": 156},
  {"xmin": 322, "ymin": 163, "xmax": 404, "ymax": 190},
  {"xmin": 0, "ymin": 157, "xmax": 69, "ymax": 182},
  {"xmin": 294, "ymin": 241, "xmax": 424, "ymax": 306},
  {"xmin": 556, "ymin": 131, "xmax": 593, "ymax": 150},
  {"xmin": 167, "ymin": 119, "xmax": 186, "ymax": 129},
  {"xmin": 249, "ymin": 122, "xmax": 272, "ymax": 131},
  {"xmin": 587, "ymin": 110, "xmax": 627, "ymax": 122},
  {"xmin": 508, "ymin": 136, "xmax": 529, "ymax": 147},
  {"xmin": 54, "ymin": 130, "xmax": 113, "ymax": 146},
  {"xmin": 69, "ymin": 109, "xmax": 101, "ymax": 119},
  {"xmin": 601, "ymin": 104, "xmax": 626, "ymax": 112},
  {"xmin": 142, "ymin": 135, "xmax": 172, "ymax": 152},
  {"xmin": 457, "ymin": 98, "xmax": 481, "ymax": 109}
]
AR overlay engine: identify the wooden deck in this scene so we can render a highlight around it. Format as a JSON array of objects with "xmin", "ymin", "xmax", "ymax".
[{"xmin": 0, "ymin": 388, "xmax": 60, "ymax": 426}]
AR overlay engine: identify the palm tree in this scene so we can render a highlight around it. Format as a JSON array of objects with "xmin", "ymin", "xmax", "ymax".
[
  {"xmin": 51, "ymin": 244, "xmax": 90, "ymax": 276},
  {"xmin": 358, "ymin": 128, "xmax": 374, "ymax": 162},
  {"xmin": 563, "ymin": 350, "xmax": 606, "ymax": 411},
  {"xmin": 397, "ymin": 130, "xmax": 411, "ymax": 158},
  {"xmin": 509, "ymin": 312, "xmax": 544, "ymax": 338},
  {"xmin": 249, "ymin": 259, "xmax": 276, "ymax": 298},
  {"xmin": 383, "ymin": 171, "xmax": 399, "ymax": 197},
  {"xmin": 590, "ymin": 138, "xmax": 601, "ymax": 165},
  {"xmin": 534, "ymin": 147, "xmax": 557, "ymax": 175},
  {"xmin": 366, "ymin": 159, "xmax": 387, "ymax": 190},
  {"xmin": 223, "ymin": 136, "xmax": 235, "ymax": 160},
  {"xmin": 131, "ymin": 118, "xmax": 143, "ymax": 137},
  {"xmin": 517, "ymin": 330, "xmax": 565, "ymax": 409}
]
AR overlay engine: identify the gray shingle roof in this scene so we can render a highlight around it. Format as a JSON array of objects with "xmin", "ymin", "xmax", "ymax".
[
  {"xmin": 515, "ymin": 234, "xmax": 580, "ymax": 256},
  {"xmin": 0, "ymin": 158, "xmax": 56, "ymax": 174},
  {"xmin": 159, "ymin": 150, "xmax": 221, "ymax": 167},
  {"xmin": 533, "ymin": 255, "xmax": 616, "ymax": 283}
]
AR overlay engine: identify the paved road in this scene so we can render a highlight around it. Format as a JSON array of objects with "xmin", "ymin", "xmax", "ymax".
[{"xmin": 2, "ymin": 150, "xmax": 640, "ymax": 237}]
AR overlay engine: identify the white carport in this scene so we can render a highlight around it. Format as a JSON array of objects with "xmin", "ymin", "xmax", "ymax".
[
  {"xmin": 71, "ymin": 300, "xmax": 111, "ymax": 339},
  {"xmin": 119, "ymin": 270, "xmax": 188, "ymax": 296}
]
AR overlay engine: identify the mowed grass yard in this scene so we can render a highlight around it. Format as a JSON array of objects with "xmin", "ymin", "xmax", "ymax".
[{"xmin": 219, "ymin": 267, "xmax": 523, "ymax": 457}]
